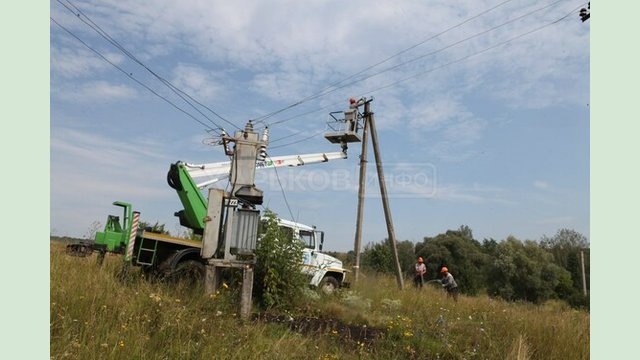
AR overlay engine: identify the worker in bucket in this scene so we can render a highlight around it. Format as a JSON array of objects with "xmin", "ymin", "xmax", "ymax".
[
  {"xmin": 440, "ymin": 266, "xmax": 459, "ymax": 302},
  {"xmin": 414, "ymin": 256, "xmax": 427, "ymax": 288}
]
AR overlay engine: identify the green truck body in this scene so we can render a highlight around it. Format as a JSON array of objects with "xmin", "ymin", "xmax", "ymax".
[{"xmin": 93, "ymin": 201, "xmax": 133, "ymax": 253}]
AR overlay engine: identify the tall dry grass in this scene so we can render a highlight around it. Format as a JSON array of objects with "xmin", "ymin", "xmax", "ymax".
[
  {"xmin": 320, "ymin": 273, "xmax": 589, "ymax": 359},
  {"xmin": 51, "ymin": 241, "xmax": 588, "ymax": 359}
]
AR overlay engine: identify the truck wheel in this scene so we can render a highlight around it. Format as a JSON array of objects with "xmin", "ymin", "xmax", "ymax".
[
  {"xmin": 319, "ymin": 276, "xmax": 339, "ymax": 295},
  {"xmin": 170, "ymin": 260, "xmax": 205, "ymax": 283}
]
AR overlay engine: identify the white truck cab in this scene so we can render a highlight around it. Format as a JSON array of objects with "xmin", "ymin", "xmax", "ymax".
[{"xmin": 272, "ymin": 218, "xmax": 349, "ymax": 294}]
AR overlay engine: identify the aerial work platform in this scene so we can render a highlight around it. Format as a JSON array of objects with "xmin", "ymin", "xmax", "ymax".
[{"xmin": 324, "ymin": 107, "xmax": 363, "ymax": 144}]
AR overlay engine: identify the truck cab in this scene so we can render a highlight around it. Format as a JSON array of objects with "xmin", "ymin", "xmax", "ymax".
[{"xmin": 273, "ymin": 218, "xmax": 348, "ymax": 294}]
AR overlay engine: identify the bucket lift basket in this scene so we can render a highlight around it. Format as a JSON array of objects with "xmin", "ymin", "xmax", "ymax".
[{"xmin": 324, "ymin": 108, "xmax": 362, "ymax": 144}]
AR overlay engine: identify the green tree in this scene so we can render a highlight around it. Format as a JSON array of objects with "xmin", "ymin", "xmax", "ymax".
[
  {"xmin": 416, "ymin": 227, "xmax": 489, "ymax": 295},
  {"xmin": 540, "ymin": 229, "xmax": 588, "ymax": 269},
  {"xmin": 458, "ymin": 225, "xmax": 473, "ymax": 240},
  {"xmin": 361, "ymin": 240, "xmax": 394, "ymax": 273},
  {"xmin": 397, "ymin": 240, "xmax": 417, "ymax": 275},
  {"xmin": 481, "ymin": 238, "xmax": 499, "ymax": 256},
  {"xmin": 254, "ymin": 209, "xmax": 307, "ymax": 309},
  {"xmin": 540, "ymin": 229, "xmax": 589, "ymax": 307},
  {"xmin": 487, "ymin": 236, "xmax": 573, "ymax": 303}
]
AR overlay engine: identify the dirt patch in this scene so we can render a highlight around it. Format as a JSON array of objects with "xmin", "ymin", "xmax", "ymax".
[{"xmin": 253, "ymin": 313, "xmax": 386, "ymax": 344}]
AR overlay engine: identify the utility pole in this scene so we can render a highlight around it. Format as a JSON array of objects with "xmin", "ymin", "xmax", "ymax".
[
  {"xmin": 581, "ymin": 249, "xmax": 588, "ymax": 296},
  {"xmin": 365, "ymin": 100, "xmax": 404, "ymax": 290},
  {"xmin": 352, "ymin": 111, "xmax": 369, "ymax": 283},
  {"xmin": 328, "ymin": 97, "xmax": 403, "ymax": 289},
  {"xmin": 202, "ymin": 121, "xmax": 267, "ymax": 320}
]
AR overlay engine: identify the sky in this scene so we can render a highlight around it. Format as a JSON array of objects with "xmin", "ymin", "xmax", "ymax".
[{"xmin": 50, "ymin": 0, "xmax": 590, "ymax": 252}]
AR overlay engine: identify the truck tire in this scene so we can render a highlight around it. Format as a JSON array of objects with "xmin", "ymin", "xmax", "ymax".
[
  {"xmin": 171, "ymin": 260, "xmax": 205, "ymax": 283},
  {"xmin": 157, "ymin": 248, "xmax": 205, "ymax": 283},
  {"xmin": 319, "ymin": 276, "xmax": 339, "ymax": 295}
]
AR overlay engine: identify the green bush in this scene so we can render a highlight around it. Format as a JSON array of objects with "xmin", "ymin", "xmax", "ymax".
[{"xmin": 253, "ymin": 209, "xmax": 307, "ymax": 309}]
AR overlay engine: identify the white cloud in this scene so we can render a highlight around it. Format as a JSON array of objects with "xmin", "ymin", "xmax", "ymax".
[
  {"xmin": 534, "ymin": 180, "xmax": 550, "ymax": 189},
  {"xmin": 442, "ymin": 118, "xmax": 486, "ymax": 144},
  {"xmin": 51, "ymin": 0, "xmax": 589, "ymax": 117},
  {"xmin": 53, "ymin": 80, "xmax": 137, "ymax": 103},
  {"xmin": 407, "ymin": 100, "xmax": 486, "ymax": 162},
  {"xmin": 50, "ymin": 127, "xmax": 180, "ymax": 237},
  {"xmin": 51, "ymin": 46, "xmax": 125, "ymax": 78},
  {"xmin": 250, "ymin": 72, "xmax": 312, "ymax": 102},
  {"xmin": 171, "ymin": 63, "xmax": 225, "ymax": 101},
  {"xmin": 409, "ymin": 97, "xmax": 470, "ymax": 130},
  {"xmin": 50, "ymin": 129, "xmax": 170, "ymax": 197},
  {"xmin": 402, "ymin": 182, "xmax": 515, "ymax": 205}
]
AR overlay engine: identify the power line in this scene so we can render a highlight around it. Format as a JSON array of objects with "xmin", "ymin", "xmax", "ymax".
[
  {"xmin": 55, "ymin": 1, "xmax": 584, "ymax": 153},
  {"xmin": 57, "ymin": 0, "xmax": 233, "ymax": 131},
  {"xmin": 266, "ymin": 155, "xmax": 296, "ymax": 223},
  {"xmin": 281, "ymin": 0, "xmax": 570, "ymax": 116},
  {"xmin": 58, "ymin": 0, "xmax": 230, "ymax": 129},
  {"xmin": 56, "ymin": 0, "xmax": 240, "ymax": 131},
  {"xmin": 250, "ymin": 0, "xmax": 522, "ymax": 123},
  {"xmin": 264, "ymin": 1, "xmax": 585, "ymax": 151},
  {"xmin": 268, "ymin": 100, "xmax": 343, "ymax": 127},
  {"xmin": 269, "ymin": 128, "xmax": 307, "ymax": 144},
  {"xmin": 50, "ymin": 16, "xmax": 221, "ymax": 134},
  {"xmin": 264, "ymin": 101, "xmax": 344, "ymax": 148},
  {"xmin": 301, "ymin": 0, "xmax": 569, "ymax": 101},
  {"xmin": 269, "ymin": 129, "xmax": 326, "ymax": 150},
  {"xmin": 364, "ymin": 2, "xmax": 587, "ymax": 97},
  {"xmin": 252, "ymin": 101, "xmax": 344, "ymax": 149}
]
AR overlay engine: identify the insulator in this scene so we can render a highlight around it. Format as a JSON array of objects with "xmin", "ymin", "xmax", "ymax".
[{"xmin": 257, "ymin": 144, "xmax": 267, "ymax": 161}]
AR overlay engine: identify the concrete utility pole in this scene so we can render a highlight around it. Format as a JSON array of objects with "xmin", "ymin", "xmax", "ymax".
[
  {"xmin": 365, "ymin": 100, "xmax": 404, "ymax": 290},
  {"xmin": 202, "ymin": 121, "xmax": 267, "ymax": 320},
  {"xmin": 352, "ymin": 112, "xmax": 369, "ymax": 283}
]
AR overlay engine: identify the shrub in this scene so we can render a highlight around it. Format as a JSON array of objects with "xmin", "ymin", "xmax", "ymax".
[{"xmin": 253, "ymin": 209, "xmax": 307, "ymax": 309}]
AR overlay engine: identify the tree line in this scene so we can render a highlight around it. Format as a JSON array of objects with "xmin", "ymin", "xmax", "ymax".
[{"xmin": 331, "ymin": 227, "xmax": 589, "ymax": 308}]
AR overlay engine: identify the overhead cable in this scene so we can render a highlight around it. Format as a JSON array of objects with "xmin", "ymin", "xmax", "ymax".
[
  {"xmin": 51, "ymin": 16, "xmax": 221, "ymax": 134},
  {"xmin": 251, "ymin": 0, "xmax": 520, "ymax": 123},
  {"xmin": 57, "ymin": 0, "xmax": 239, "ymax": 131}
]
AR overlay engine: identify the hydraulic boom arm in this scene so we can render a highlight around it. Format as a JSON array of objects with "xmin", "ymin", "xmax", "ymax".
[
  {"xmin": 183, "ymin": 151, "xmax": 347, "ymax": 188},
  {"xmin": 168, "ymin": 151, "xmax": 347, "ymax": 234}
]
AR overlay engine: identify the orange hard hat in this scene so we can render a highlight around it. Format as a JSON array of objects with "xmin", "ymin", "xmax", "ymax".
[
  {"xmin": 418, "ymin": 257, "xmax": 423, "ymax": 263},
  {"xmin": 441, "ymin": 267, "xmax": 448, "ymax": 273}
]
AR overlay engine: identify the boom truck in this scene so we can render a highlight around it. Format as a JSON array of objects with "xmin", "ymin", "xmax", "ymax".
[{"xmin": 67, "ymin": 104, "xmax": 364, "ymax": 294}]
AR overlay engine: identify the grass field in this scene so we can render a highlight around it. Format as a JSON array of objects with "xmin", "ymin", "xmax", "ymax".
[{"xmin": 50, "ymin": 241, "xmax": 589, "ymax": 359}]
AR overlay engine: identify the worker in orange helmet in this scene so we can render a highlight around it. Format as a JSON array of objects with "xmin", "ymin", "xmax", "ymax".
[
  {"xmin": 414, "ymin": 256, "xmax": 427, "ymax": 288},
  {"xmin": 440, "ymin": 266, "xmax": 459, "ymax": 302}
]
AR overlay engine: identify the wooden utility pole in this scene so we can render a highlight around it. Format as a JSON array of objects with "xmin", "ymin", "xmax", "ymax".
[
  {"xmin": 363, "ymin": 99, "xmax": 404, "ymax": 289},
  {"xmin": 352, "ymin": 116, "xmax": 369, "ymax": 284},
  {"xmin": 581, "ymin": 250, "xmax": 587, "ymax": 296}
]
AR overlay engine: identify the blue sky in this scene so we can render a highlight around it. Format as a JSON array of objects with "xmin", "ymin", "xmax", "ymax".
[{"xmin": 50, "ymin": 0, "xmax": 590, "ymax": 251}]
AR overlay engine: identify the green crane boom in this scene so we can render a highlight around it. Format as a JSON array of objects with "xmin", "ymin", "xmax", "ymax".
[{"xmin": 167, "ymin": 161, "xmax": 208, "ymax": 235}]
